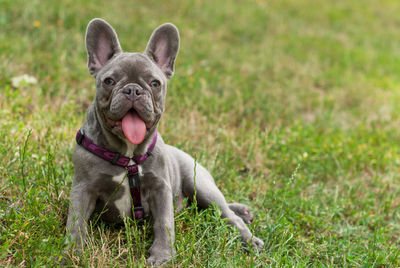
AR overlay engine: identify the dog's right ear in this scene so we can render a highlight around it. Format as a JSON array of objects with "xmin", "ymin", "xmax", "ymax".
[{"xmin": 85, "ymin": 18, "xmax": 122, "ymax": 76}]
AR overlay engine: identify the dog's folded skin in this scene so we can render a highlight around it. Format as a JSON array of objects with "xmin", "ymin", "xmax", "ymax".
[{"xmin": 65, "ymin": 18, "xmax": 264, "ymax": 266}]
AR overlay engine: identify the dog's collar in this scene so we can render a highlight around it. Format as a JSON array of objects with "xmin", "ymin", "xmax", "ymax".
[
  {"xmin": 75, "ymin": 128, "xmax": 158, "ymax": 219},
  {"xmin": 76, "ymin": 129, "xmax": 157, "ymax": 166}
]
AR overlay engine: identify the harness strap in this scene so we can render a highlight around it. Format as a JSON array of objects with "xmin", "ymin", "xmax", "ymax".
[
  {"xmin": 76, "ymin": 129, "xmax": 158, "ymax": 219},
  {"xmin": 126, "ymin": 165, "xmax": 142, "ymax": 218}
]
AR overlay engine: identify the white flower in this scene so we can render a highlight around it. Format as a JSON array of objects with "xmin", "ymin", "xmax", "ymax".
[{"xmin": 11, "ymin": 74, "xmax": 38, "ymax": 88}]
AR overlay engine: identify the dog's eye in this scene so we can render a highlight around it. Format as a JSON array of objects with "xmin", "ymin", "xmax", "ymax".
[
  {"xmin": 103, "ymin": 77, "xmax": 115, "ymax": 86},
  {"xmin": 150, "ymin": 80, "xmax": 161, "ymax": 88}
]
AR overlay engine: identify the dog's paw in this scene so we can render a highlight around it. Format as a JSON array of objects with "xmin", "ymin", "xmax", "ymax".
[
  {"xmin": 239, "ymin": 209, "xmax": 254, "ymax": 225},
  {"xmin": 146, "ymin": 253, "xmax": 172, "ymax": 267},
  {"xmin": 250, "ymin": 236, "xmax": 264, "ymax": 249},
  {"xmin": 229, "ymin": 203, "xmax": 254, "ymax": 224}
]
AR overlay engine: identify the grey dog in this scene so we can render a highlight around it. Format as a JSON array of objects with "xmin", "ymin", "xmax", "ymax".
[{"xmin": 65, "ymin": 18, "xmax": 264, "ymax": 266}]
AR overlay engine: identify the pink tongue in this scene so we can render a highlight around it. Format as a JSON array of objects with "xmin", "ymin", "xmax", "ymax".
[{"xmin": 122, "ymin": 110, "xmax": 146, "ymax": 144}]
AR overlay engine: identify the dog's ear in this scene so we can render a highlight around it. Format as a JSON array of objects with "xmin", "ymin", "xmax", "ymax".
[
  {"xmin": 145, "ymin": 23, "xmax": 180, "ymax": 79},
  {"xmin": 85, "ymin": 18, "xmax": 122, "ymax": 76}
]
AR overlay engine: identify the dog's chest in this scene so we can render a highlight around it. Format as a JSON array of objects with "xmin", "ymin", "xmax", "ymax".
[
  {"xmin": 106, "ymin": 166, "xmax": 150, "ymax": 217},
  {"xmin": 105, "ymin": 171, "xmax": 131, "ymax": 217},
  {"xmin": 125, "ymin": 141, "xmax": 137, "ymax": 159}
]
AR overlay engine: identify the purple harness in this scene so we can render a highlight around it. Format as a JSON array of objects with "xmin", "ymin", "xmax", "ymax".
[{"xmin": 76, "ymin": 129, "xmax": 158, "ymax": 219}]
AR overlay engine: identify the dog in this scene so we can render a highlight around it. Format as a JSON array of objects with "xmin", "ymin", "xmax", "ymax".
[{"xmin": 65, "ymin": 18, "xmax": 264, "ymax": 266}]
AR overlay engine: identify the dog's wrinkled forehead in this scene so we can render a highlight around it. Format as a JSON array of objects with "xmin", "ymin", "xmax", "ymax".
[{"xmin": 98, "ymin": 53, "xmax": 165, "ymax": 82}]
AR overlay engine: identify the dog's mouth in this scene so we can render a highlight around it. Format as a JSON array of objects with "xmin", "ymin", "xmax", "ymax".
[{"xmin": 107, "ymin": 109, "xmax": 147, "ymax": 145}]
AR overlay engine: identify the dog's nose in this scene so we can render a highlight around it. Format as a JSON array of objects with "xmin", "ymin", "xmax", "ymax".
[{"xmin": 123, "ymin": 84, "xmax": 142, "ymax": 99}]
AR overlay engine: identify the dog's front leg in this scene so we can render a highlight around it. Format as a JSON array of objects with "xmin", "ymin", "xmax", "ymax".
[
  {"xmin": 146, "ymin": 182, "xmax": 175, "ymax": 266},
  {"xmin": 65, "ymin": 183, "xmax": 97, "ymax": 250}
]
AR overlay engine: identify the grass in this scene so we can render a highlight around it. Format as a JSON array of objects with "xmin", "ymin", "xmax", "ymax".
[{"xmin": 1, "ymin": 0, "xmax": 400, "ymax": 266}]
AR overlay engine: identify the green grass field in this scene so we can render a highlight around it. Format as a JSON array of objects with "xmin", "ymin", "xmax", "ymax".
[{"xmin": 1, "ymin": 0, "xmax": 400, "ymax": 266}]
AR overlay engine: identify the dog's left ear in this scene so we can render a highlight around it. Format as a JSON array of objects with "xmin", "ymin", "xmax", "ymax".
[{"xmin": 145, "ymin": 23, "xmax": 180, "ymax": 79}]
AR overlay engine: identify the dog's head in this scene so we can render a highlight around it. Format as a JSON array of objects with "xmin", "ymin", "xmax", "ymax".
[{"xmin": 85, "ymin": 18, "xmax": 179, "ymax": 144}]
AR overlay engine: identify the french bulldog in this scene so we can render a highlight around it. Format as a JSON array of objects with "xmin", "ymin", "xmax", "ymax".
[{"xmin": 65, "ymin": 18, "xmax": 264, "ymax": 266}]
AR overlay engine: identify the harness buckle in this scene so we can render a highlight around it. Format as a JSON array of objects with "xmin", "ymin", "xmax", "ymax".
[
  {"xmin": 128, "ymin": 173, "xmax": 141, "ymax": 187},
  {"xmin": 77, "ymin": 129, "xmax": 85, "ymax": 145}
]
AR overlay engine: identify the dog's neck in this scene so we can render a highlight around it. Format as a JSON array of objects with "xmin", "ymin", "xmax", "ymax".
[{"xmin": 82, "ymin": 103, "xmax": 157, "ymax": 157}]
